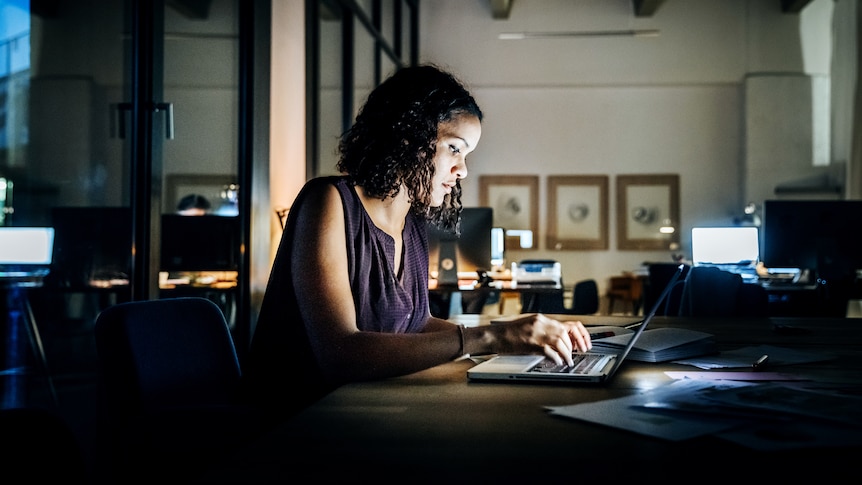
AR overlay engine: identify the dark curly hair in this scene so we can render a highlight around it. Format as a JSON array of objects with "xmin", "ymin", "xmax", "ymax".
[{"xmin": 336, "ymin": 64, "xmax": 483, "ymax": 233}]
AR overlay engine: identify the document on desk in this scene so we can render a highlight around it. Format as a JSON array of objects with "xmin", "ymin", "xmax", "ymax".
[
  {"xmin": 546, "ymin": 379, "xmax": 754, "ymax": 441},
  {"xmin": 702, "ymin": 382, "xmax": 862, "ymax": 450},
  {"xmin": 700, "ymin": 381, "xmax": 862, "ymax": 427},
  {"xmin": 671, "ymin": 344, "xmax": 834, "ymax": 370},
  {"xmin": 549, "ymin": 379, "xmax": 862, "ymax": 449}
]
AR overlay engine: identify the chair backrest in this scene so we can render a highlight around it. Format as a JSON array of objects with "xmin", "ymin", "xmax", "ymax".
[
  {"xmin": 570, "ymin": 279, "xmax": 599, "ymax": 314},
  {"xmin": 520, "ymin": 278, "xmax": 599, "ymax": 315},
  {"xmin": 94, "ymin": 297, "xmax": 242, "ymax": 412},
  {"xmin": 678, "ymin": 266, "xmax": 744, "ymax": 317},
  {"xmin": 93, "ymin": 297, "xmax": 257, "ymax": 482},
  {"xmin": 519, "ymin": 289, "xmax": 567, "ymax": 314}
]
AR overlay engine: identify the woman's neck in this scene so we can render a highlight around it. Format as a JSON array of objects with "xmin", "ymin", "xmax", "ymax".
[{"xmin": 355, "ymin": 185, "xmax": 411, "ymax": 238}]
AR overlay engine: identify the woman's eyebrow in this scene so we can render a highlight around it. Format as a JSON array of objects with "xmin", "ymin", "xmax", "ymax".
[{"xmin": 442, "ymin": 133, "xmax": 470, "ymax": 149}]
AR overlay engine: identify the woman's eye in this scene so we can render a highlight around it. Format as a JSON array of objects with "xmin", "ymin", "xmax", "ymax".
[{"xmin": 449, "ymin": 144, "xmax": 461, "ymax": 155}]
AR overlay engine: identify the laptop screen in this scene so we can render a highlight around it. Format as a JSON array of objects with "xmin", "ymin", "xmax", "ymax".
[
  {"xmin": 691, "ymin": 227, "xmax": 759, "ymax": 266},
  {"xmin": 0, "ymin": 227, "xmax": 55, "ymax": 265}
]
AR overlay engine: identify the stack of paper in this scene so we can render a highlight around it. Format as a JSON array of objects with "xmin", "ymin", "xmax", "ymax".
[{"xmin": 591, "ymin": 327, "xmax": 716, "ymax": 362}]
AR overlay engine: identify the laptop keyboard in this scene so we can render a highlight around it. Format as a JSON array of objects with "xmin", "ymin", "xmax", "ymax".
[{"xmin": 530, "ymin": 353, "xmax": 612, "ymax": 375}]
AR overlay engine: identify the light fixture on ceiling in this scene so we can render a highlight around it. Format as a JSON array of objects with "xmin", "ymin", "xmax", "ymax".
[{"xmin": 499, "ymin": 29, "xmax": 660, "ymax": 40}]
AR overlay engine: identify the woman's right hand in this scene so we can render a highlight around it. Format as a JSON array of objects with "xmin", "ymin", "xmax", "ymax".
[{"xmin": 495, "ymin": 313, "xmax": 593, "ymax": 366}]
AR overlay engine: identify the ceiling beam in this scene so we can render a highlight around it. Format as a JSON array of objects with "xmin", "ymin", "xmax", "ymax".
[
  {"xmin": 488, "ymin": 1, "xmax": 806, "ymax": 21},
  {"xmin": 490, "ymin": 0, "xmax": 514, "ymax": 20},
  {"xmin": 632, "ymin": 0, "xmax": 664, "ymax": 18},
  {"xmin": 780, "ymin": 0, "xmax": 814, "ymax": 13},
  {"xmin": 166, "ymin": 0, "xmax": 212, "ymax": 20}
]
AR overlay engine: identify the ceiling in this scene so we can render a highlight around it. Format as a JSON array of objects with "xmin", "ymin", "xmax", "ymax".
[{"xmin": 487, "ymin": 0, "xmax": 816, "ymax": 20}]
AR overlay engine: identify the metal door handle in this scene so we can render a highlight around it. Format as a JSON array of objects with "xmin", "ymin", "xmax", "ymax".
[
  {"xmin": 109, "ymin": 102, "xmax": 173, "ymax": 139},
  {"xmin": 154, "ymin": 102, "xmax": 174, "ymax": 139}
]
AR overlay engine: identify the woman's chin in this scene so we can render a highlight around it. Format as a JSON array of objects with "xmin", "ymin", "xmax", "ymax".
[{"xmin": 430, "ymin": 194, "xmax": 447, "ymax": 207}]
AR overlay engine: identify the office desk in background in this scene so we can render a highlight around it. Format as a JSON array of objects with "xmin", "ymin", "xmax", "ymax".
[
  {"xmin": 160, "ymin": 272, "xmax": 238, "ymax": 330},
  {"xmin": 429, "ymin": 274, "xmax": 564, "ymax": 318},
  {"xmin": 199, "ymin": 315, "xmax": 862, "ymax": 483}
]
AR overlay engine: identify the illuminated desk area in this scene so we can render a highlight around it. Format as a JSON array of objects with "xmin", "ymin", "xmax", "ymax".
[
  {"xmin": 159, "ymin": 214, "xmax": 240, "ymax": 328},
  {"xmin": 429, "ymin": 269, "xmax": 564, "ymax": 317},
  {"xmin": 202, "ymin": 314, "xmax": 862, "ymax": 482}
]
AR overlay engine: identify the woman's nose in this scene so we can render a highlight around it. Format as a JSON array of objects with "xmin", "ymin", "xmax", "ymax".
[{"xmin": 454, "ymin": 158, "xmax": 468, "ymax": 178}]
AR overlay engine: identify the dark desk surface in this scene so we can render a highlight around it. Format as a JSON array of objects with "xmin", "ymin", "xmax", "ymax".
[{"xmin": 199, "ymin": 315, "xmax": 862, "ymax": 483}]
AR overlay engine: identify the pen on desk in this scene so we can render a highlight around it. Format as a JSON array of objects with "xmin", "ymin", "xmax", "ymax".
[{"xmin": 752, "ymin": 354, "xmax": 769, "ymax": 369}]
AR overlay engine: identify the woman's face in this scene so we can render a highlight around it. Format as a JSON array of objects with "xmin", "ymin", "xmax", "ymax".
[{"xmin": 429, "ymin": 114, "xmax": 482, "ymax": 207}]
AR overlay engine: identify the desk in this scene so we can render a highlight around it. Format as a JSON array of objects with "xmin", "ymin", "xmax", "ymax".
[
  {"xmin": 200, "ymin": 316, "xmax": 862, "ymax": 483},
  {"xmin": 160, "ymin": 271, "xmax": 238, "ymax": 329},
  {"xmin": 429, "ymin": 282, "xmax": 563, "ymax": 318}
]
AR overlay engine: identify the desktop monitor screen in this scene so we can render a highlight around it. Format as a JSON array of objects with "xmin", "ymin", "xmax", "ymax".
[
  {"xmin": 691, "ymin": 227, "xmax": 760, "ymax": 266},
  {"xmin": 761, "ymin": 199, "xmax": 862, "ymax": 279},
  {"xmin": 427, "ymin": 207, "xmax": 493, "ymax": 285},
  {"xmin": 491, "ymin": 227, "xmax": 505, "ymax": 268},
  {"xmin": 161, "ymin": 215, "xmax": 240, "ymax": 272},
  {"xmin": 50, "ymin": 207, "xmax": 132, "ymax": 286}
]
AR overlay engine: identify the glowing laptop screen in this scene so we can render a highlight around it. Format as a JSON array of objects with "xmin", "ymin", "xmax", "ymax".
[{"xmin": 691, "ymin": 227, "xmax": 759, "ymax": 266}]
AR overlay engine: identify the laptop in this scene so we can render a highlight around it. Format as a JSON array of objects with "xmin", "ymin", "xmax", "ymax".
[
  {"xmin": 0, "ymin": 227, "xmax": 55, "ymax": 278},
  {"xmin": 467, "ymin": 264, "xmax": 685, "ymax": 384},
  {"xmin": 691, "ymin": 226, "xmax": 759, "ymax": 281}
]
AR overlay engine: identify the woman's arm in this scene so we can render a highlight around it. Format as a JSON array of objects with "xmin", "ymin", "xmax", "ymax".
[
  {"xmin": 292, "ymin": 184, "xmax": 462, "ymax": 383},
  {"xmin": 291, "ymin": 184, "xmax": 592, "ymax": 383}
]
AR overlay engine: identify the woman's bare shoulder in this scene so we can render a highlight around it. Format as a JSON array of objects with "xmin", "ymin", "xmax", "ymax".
[{"xmin": 294, "ymin": 176, "xmax": 345, "ymax": 212}]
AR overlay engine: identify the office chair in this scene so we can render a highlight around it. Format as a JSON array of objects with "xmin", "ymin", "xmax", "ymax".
[
  {"xmin": 677, "ymin": 266, "xmax": 768, "ymax": 317},
  {"xmin": 605, "ymin": 274, "xmax": 643, "ymax": 315},
  {"xmin": 520, "ymin": 279, "xmax": 599, "ymax": 315},
  {"xmin": 94, "ymin": 297, "xmax": 263, "ymax": 483},
  {"xmin": 570, "ymin": 279, "xmax": 600, "ymax": 315}
]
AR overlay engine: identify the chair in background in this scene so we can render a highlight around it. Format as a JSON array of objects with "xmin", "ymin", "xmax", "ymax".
[
  {"xmin": 520, "ymin": 288, "xmax": 566, "ymax": 314},
  {"xmin": 570, "ymin": 279, "xmax": 600, "ymax": 315},
  {"xmin": 677, "ymin": 266, "xmax": 768, "ymax": 317},
  {"xmin": 605, "ymin": 273, "xmax": 643, "ymax": 315},
  {"xmin": 520, "ymin": 279, "xmax": 599, "ymax": 315},
  {"xmin": 94, "ymin": 297, "xmax": 263, "ymax": 483}
]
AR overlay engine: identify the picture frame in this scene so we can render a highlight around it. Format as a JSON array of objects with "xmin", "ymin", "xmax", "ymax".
[
  {"xmin": 165, "ymin": 174, "xmax": 237, "ymax": 214},
  {"xmin": 616, "ymin": 174, "xmax": 680, "ymax": 250},
  {"xmin": 479, "ymin": 175, "xmax": 539, "ymax": 250},
  {"xmin": 546, "ymin": 175, "xmax": 609, "ymax": 250}
]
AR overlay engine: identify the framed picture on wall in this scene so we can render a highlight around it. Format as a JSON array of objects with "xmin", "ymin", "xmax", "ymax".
[
  {"xmin": 479, "ymin": 175, "xmax": 539, "ymax": 250},
  {"xmin": 547, "ymin": 175, "xmax": 609, "ymax": 250},
  {"xmin": 616, "ymin": 174, "xmax": 680, "ymax": 250}
]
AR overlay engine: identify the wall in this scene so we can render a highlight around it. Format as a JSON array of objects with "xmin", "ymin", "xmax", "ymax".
[
  {"xmin": 417, "ymin": 0, "xmax": 837, "ymax": 294},
  {"xmin": 270, "ymin": 0, "xmax": 306, "ymax": 264}
]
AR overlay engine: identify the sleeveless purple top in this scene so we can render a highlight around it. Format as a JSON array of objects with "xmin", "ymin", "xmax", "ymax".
[
  {"xmin": 333, "ymin": 177, "xmax": 430, "ymax": 333},
  {"xmin": 244, "ymin": 176, "xmax": 430, "ymax": 420}
]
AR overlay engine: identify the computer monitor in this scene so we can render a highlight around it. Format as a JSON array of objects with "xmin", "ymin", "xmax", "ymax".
[
  {"xmin": 761, "ymin": 199, "xmax": 862, "ymax": 280},
  {"xmin": 691, "ymin": 227, "xmax": 760, "ymax": 266},
  {"xmin": 161, "ymin": 214, "xmax": 240, "ymax": 272},
  {"xmin": 427, "ymin": 207, "xmax": 493, "ymax": 286},
  {"xmin": 50, "ymin": 207, "xmax": 132, "ymax": 287},
  {"xmin": 491, "ymin": 227, "xmax": 505, "ymax": 268}
]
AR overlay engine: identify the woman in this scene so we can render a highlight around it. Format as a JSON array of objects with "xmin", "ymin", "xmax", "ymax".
[{"xmin": 244, "ymin": 64, "xmax": 592, "ymax": 421}]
